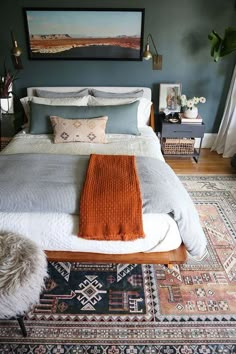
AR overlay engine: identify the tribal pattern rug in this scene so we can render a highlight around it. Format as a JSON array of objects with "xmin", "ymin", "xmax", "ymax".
[{"xmin": 0, "ymin": 175, "xmax": 235, "ymax": 354}]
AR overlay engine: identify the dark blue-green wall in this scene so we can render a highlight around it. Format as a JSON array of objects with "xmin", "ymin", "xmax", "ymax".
[{"xmin": 1, "ymin": 0, "xmax": 235, "ymax": 133}]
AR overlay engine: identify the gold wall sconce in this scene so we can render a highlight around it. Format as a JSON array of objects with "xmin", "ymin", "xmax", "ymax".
[
  {"xmin": 11, "ymin": 31, "xmax": 23, "ymax": 70},
  {"xmin": 143, "ymin": 33, "xmax": 162, "ymax": 70}
]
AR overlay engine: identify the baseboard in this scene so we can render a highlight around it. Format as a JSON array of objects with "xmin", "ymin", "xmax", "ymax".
[{"xmin": 195, "ymin": 133, "xmax": 217, "ymax": 148}]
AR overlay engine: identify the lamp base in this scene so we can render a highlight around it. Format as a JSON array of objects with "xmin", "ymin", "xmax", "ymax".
[{"xmin": 153, "ymin": 55, "xmax": 162, "ymax": 70}]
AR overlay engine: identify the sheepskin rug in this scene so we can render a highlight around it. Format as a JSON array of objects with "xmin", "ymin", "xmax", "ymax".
[{"xmin": 0, "ymin": 233, "xmax": 48, "ymax": 318}]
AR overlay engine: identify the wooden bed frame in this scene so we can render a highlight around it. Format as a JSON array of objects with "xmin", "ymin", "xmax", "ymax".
[
  {"xmin": 46, "ymin": 243, "xmax": 187, "ymax": 267},
  {"xmin": 44, "ymin": 107, "xmax": 187, "ymax": 267},
  {"xmin": 27, "ymin": 86, "xmax": 187, "ymax": 266}
]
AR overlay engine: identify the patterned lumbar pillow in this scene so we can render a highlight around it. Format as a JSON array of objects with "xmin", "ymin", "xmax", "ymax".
[{"xmin": 50, "ymin": 115, "xmax": 108, "ymax": 144}]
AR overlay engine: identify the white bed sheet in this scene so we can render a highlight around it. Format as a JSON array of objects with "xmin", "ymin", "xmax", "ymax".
[
  {"xmin": 0, "ymin": 213, "xmax": 181, "ymax": 253},
  {"xmin": 0, "ymin": 127, "xmax": 182, "ymax": 253},
  {"xmin": 3, "ymin": 126, "xmax": 164, "ymax": 160}
]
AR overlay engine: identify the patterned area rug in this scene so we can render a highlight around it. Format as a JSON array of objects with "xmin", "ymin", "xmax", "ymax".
[{"xmin": 0, "ymin": 175, "xmax": 235, "ymax": 354}]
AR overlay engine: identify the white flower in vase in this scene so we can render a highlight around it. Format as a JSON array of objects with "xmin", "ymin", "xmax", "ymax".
[
  {"xmin": 193, "ymin": 97, "xmax": 200, "ymax": 104},
  {"xmin": 180, "ymin": 94, "xmax": 206, "ymax": 119},
  {"xmin": 199, "ymin": 97, "xmax": 206, "ymax": 103},
  {"xmin": 186, "ymin": 99, "xmax": 194, "ymax": 108}
]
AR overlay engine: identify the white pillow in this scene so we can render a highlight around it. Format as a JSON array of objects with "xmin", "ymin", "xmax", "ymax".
[
  {"xmin": 87, "ymin": 96, "xmax": 152, "ymax": 127},
  {"xmin": 20, "ymin": 95, "xmax": 89, "ymax": 122}
]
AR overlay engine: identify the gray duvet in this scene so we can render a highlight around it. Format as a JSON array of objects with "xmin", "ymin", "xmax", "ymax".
[{"xmin": 0, "ymin": 153, "xmax": 207, "ymax": 256}]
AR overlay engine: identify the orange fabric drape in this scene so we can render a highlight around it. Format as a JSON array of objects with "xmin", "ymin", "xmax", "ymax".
[{"xmin": 79, "ymin": 154, "xmax": 144, "ymax": 241}]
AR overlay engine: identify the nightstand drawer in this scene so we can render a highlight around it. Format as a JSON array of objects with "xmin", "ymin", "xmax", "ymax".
[
  {"xmin": 0, "ymin": 113, "xmax": 22, "ymax": 151},
  {"xmin": 0, "ymin": 137, "xmax": 12, "ymax": 151},
  {"xmin": 161, "ymin": 123, "xmax": 205, "ymax": 138},
  {"xmin": 1, "ymin": 115, "xmax": 16, "ymax": 137}
]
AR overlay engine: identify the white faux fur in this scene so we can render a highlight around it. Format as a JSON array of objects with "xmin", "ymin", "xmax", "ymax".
[{"xmin": 0, "ymin": 233, "xmax": 48, "ymax": 318}]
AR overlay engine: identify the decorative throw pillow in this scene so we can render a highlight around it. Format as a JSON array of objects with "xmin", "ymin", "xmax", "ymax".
[
  {"xmin": 35, "ymin": 88, "xmax": 89, "ymax": 98},
  {"xmin": 90, "ymin": 88, "xmax": 144, "ymax": 98},
  {"xmin": 29, "ymin": 101, "xmax": 140, "ymax": 135},
  {"xmin": 50, "ymin": 115, "xmax": 108, "ymax": 144},
  {"xmin": 88, "ymin": 96, "xmax": 152, "ymax": 127}
]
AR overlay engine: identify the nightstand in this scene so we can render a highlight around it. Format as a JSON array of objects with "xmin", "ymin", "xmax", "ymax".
[
  {"xmin": 0, "ymin": 113, "xmax": 21, "ymax": 151},
  {"xmin": 160, "ymin": 118, "xmax": 205, "ymax": 163}
]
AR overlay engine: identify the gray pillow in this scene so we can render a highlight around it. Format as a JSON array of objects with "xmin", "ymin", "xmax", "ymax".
[
  {"xmin": 35, "ymin": 88, "xmax": 89, "ymax": 98},
  {"xmin": 90, "ymin": 88, "xmax": 144, "ymax": 98},
  {"xmin": 29, "ymin": 101, "xmax": 140, "ymax": 135}
]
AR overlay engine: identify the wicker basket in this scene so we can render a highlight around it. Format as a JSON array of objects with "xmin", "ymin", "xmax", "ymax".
[{"xmin": 162, "ymin": 138, "xmax": 195, "ymax": 155}]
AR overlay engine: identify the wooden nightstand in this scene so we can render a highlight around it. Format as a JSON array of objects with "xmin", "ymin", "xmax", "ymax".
[
  {"xmin": 0, "ymin": 113, "xmax": 21, "ymax": 151},
  {"xmin": 160, "ymin": 118, "xmax": 205, "ymax": 163}
]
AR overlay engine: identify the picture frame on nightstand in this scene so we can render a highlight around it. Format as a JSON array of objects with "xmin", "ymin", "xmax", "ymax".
[{"xmin": 159, "ymin": 83, "xmax": 181, "ymax": 113}]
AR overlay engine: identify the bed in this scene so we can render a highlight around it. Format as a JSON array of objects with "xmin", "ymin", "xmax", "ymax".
[{"xmin": 0, "ymin": 86, "xmax": 207, "ymax": 266}]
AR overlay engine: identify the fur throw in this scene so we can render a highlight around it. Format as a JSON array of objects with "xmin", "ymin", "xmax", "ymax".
[{"xmin": 0, "ymin": 233, "xmax": 48, "ymax": 318}]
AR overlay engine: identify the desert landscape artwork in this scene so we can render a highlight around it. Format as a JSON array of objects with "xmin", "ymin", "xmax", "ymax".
[{"xmin": 24, "ymin": 8, "xmax": 144, "ymax": 60}]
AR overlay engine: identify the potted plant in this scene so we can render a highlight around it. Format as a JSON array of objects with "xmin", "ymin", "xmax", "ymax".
[{"xmin": 0, "ymin": 67, "xmax": 17, "ymax": 114}]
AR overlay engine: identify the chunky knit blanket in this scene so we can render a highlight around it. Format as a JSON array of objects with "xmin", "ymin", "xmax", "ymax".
[{"xmin": 79, "ymin": 154, "xmax": 145, "ymax": 241}]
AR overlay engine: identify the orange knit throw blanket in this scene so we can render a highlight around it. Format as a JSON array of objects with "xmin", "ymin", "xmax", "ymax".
[{"xmin": 78, "ymin": 154, "xmax": 145, "ymax": 241}]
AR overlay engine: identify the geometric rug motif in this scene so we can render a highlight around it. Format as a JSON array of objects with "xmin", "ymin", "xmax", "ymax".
[
  {"xmin": 28, "ymin": 262, "xmax": 147, "ymax": 318},
  {"xmin": 0, "ymin": 175, "xmax": 235, "ymax": 354}
]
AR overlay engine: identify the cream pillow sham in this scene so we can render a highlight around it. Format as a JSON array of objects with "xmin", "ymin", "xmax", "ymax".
[{"xmin": 20, "ymin": 95, "xmax": 89, "ymax": 123}]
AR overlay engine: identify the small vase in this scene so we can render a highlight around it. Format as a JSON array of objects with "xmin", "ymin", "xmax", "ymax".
[
  {"xmin": 184, "ymin": 106, "xmax": 198, "ymax": 119},
  {"xmin": 0, "ymin": 96, "xmax": 14, "ymax": 114}
]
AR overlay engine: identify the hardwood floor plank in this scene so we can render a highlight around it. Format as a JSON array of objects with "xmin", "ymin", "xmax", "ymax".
[{"xmin": 165, "ymin": 148, "xmax": 235, "ymax": 174}]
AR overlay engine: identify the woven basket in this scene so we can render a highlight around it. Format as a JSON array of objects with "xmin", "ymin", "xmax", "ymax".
[{"xmin": 162, "ymin": 138, "xmax": 195, "ymax": 155}]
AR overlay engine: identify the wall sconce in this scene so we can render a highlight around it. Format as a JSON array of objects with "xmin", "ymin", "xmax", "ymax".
[
  {"xmin": 11, "ymin": 31, "xmax": 23, "ymax": 70},
  {"xmin": 143, "ymin": 33, "xmax": 162, "ymax": 70}
]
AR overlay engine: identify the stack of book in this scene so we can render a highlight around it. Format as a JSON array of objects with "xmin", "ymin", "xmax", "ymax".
[{"xmin": 179, "ymin": 113, "xmax": 203, "ymax": 124}]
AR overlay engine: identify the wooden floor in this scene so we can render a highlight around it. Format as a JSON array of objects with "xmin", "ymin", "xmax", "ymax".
[{"xmin": 166, "ymin": 148, "xmax": 235, "ymax": 174}]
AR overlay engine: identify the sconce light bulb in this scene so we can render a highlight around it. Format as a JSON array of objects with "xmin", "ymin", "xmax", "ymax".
[
  {"xmin": 12, "ymin": 41, "xmax": 22, "ymax": 57},
  {"xmin": 143, "ymin": 44, "xmax": 152, "ymax": 60}
]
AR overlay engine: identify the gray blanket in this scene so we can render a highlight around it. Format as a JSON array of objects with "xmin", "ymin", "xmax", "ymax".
[{"xmin": 0, "ymin": 154, "xmax": 207, "ymax": 256}]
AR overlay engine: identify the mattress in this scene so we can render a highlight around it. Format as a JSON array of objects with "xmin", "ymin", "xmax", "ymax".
[
  {"xmin": 2, "ymin": 126, "xmax": 165, "ymax": 160},
  {"xmin": 0, "ymin": 127, "xmax": 182, "ymax": 253}
]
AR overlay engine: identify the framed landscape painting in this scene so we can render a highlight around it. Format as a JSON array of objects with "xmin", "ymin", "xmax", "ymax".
[{"xmin": 23, "ymin": 8, "xmax": 145, "ymax": 61}]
